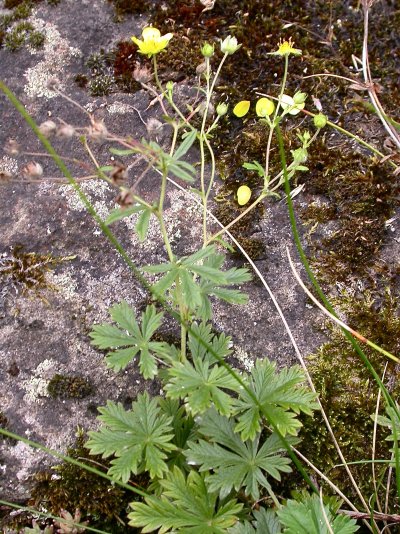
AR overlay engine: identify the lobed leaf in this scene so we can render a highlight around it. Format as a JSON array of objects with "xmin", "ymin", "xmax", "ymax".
[
  {"xmin": 86, "ymin": 393, "xmax": 176, "ymax": 482},
  {"xmin": 129, "ymin": 467, "xmax": 243, "ymax": 533}
]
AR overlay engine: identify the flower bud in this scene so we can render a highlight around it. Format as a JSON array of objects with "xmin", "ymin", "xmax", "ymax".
[
  {"xmin": 88, "ymin": 119, "xmax": 108, "ymax": 141},
  {"xmin": 4, "ymin": 139, "xmax": 20, "ymax": 156},
  {"xmin": 237, "ymin": 185, "xmax": 252, "ymax": 206},
  {"xmin": 110, "ymin": 162, "xmax": 127, "ymax": 185},
  {"xmin": 255, "ymin": 97, "xmax": 275, "ymax": 117},
  {"xmin": 220, "ymin": 35, "xmax": 241, "ymax": 55},
  {"xmin": 23, "ymin": 161, "xmax": 43, "ymax": 178},
  {"xmin": 313, "ymin": 113, "xmax": 327, "ymax": 129},
  {"xmin": 146, "ymin": 117, "xmax": 163, "ymax": 138},
  {"xmin": 133, "ymin": 64, "xmax": 152, "ymax": 83},
  {"xmin": 166, "ymin": 81, "xmax": 174, "ymax": 92},
  {"xmin": 216, "ymin": 102, "xmax": 228, "ymax": 116},
  {"xmin": 196, "ymin": 62, "xmax": 207, "ymax": 75},
  {"xmin": 201, "ymin": 42, "xmax": 214, "ymax": 58},
  {"xmin": 39, "ymin": 120, "xmax": 57, "ymax": 137},
  {"xmin": 115, "ymin": 188, "xmax": 134, "ymax": 207},
  {"xmin": 0, "ymin": 170, "xmax": 13, "ymax": 181},
  {"xmin": 56, "ymin": 124, "xmax": 76, "ymax": 138},
  {"xmin": 293, "ymin": 91, "xmax": 307, "ymax": 105}
]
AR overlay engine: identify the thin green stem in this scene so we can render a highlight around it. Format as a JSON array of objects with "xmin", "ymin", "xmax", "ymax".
[
  {"xmin": 263, "ymin": 55, "xmax": 289, "ymax": 186},
  {"xmin": 156, "ymin": 123, "xmax": 179, "ymax": 262},
  {"xmin": 153, "ymin": 55, "xmax": 161, "ymax": 92},
  {"xmin": 275, "ymin": 120, "xmax": 400, "ymax": 508},
  {"xmin": 199, "ymin": 54, "xmax": 228, "ymax": 244}
]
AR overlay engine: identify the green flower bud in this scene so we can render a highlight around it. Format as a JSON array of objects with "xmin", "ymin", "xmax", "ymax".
[
  {"xmin": 216, "ymin": 102, "xmax": 228, "ymax": 116},
  {"xmin": 166, "ymin": 81, "xmax": 174, "ymax": 92},
  {"xmin": 293, "ymin": 91, "xmax": 307, "ymax": 105},
  {"xmin": 220, "ymin": 35, "xmax": 241, "ymax": 55},
  {"xmin": 201, "ymin": 42, "xmax": 214, "ymax": 58},
  {"xmin": 313, "ymin": 113, "xmax": 327, "ymax": 128}
]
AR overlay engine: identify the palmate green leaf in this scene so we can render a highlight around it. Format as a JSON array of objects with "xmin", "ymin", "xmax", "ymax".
[
  {"xmin": 277, "ymin": 494, "xmax": 359, "ymax": 534},
  {"xmin": 144, "ymin": 246, "xmax": 250, "ymax": 319},
  {"xmin": 197, "ymin": 253, "xmax": 251, "ymax": 321},
  {"xmin": 89, "ymin": 301, "xmax": 164, "ymax": 378},
  {"xmin": 128, "ymin": 467, "xmax": 243, "ymax": 533},
  {"xmin": 179, "ymin": 268, "xmax": 202, "ymax": 309},
  {"xmin": 229, "ymin": 508, "xmax": 282, "ymax": 534},
  {"xmin": 165, "ymin": 357, "xmax": 239, "ymax": 416},
  {"xmin": 185, "ymin": 409, "xmax": 295, "ymax": 500},
  {"xmin": 188, "ymin": 322, "xmax": 232, "ymax": 363},
  {"xmin": 86, "ymin": 392, "xmax": 176, "ymax": 483},
  {"xmin": 234, "ymin": 359, "xmax": 318, "ymax": 441}
]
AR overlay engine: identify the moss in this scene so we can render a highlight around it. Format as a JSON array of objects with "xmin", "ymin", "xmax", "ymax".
[
  {"xmin": 28, "ymin": 29, "xmax": 45, "ymax": 48},
  {"xmin": 47, "ymin": 374, "xmax": 94, "ymax": 400},
  {"xmin": 298, "ymin": 289, "xmax": 400, "ymax": 509},
  {"xmin": 0, "ymin": 14, "xmax": 15, "ymax": 31},
  {"xmin": 0, "ymin": 245, "xmax": 65, "ymax": 295},
  {"xmin": 4, "ymin": 0, "xmax": 28, "ymax": 8},
  {"xmin": 86, "ymin": 51, "xmax": 110, "ymax": 75},
  {"xmin": 29, "ymin": 433, "xmax": 146, "ymax": 532},
  {"xmin": 88, "ymin": 74, "xmax": 114, "ymax": 96},
  {"xmin": 113, "ymin": 40, "xmax": 142, "ymax": 92},
  {"xmin": 12, "ymin": 1, "xmax": 33, "ymax": 20},
  {"xmin": 300, "ymin": 203, "xmax": 336, "ymax": 225},
  {"xmin": 298, "ymin": 140, "xmax": 398, "ymax": 283},
  {"xmin": 73, "ymin": 73, "xmax": 88, "ymax": 88},
  {"xmin": 108, "ymin": 0, "xmax": 149, "ymax": 21},
  {"xmin": 233, "ymin": 236, "xmax": 266, "ymax": 261},
  {"xmin": 4, "ymin": 27, "xmax": 26, "ymax": 51}
]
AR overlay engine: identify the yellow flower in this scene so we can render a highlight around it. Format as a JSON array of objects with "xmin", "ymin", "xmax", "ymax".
[
  {"xmin": 255, "ymin": 97, "xmax": 275, "ymax": 117},
  {"xmin": 237, "ymin": 185, "xmax": 252, "ymax": 206},
  {"xmin": 233, "ymin": 100, "xmax": 250, "ymax": 118},
  {"xmin": 269, "ymin": 38, "xmax": 302, "ymax": 57},
  {"xmin": 131, "ymin": 27, "xmax": 173, "ymax": 57}
]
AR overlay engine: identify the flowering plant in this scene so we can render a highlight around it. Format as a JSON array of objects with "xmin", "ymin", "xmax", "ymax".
[{"xmin": 131, "ymin": 26, "xmax": 173, "ymax": 57}]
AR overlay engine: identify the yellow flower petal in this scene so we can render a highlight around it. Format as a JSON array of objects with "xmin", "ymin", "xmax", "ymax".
[
  {"xmin": 233, "ymin": 100, "xmax": 250, "ymax": 118},
  {"xmin": 131, "ymin": 27, "xmax": 173, "ymax": 57},
  {"xmin": 256, "ymin": 97, "xmax": 275, "ymax": 117},
  {"xmin": 237, "ymin": 185, "xmax": 252, "ymax": 206},
  {"xmin": 142, "ymin": 27, "xmax": 161, "ymax": 40}
]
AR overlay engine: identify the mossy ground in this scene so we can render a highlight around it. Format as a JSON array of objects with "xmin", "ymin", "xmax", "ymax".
[
  {"xmin": 27, "ymin": 433, "xmax": 146, "ymax": 533},
  {"xmin": 47, "ymin": 373, "xmax": 94, "ymax": 399},
  {"xmin": 298, "ymin": 288, "xmax": 400, "ymax": 510},
  {"xmin": 0, "ymin": 0, "xmax": 59, "ymax": 51},
  {"xmin": 0, "ymin": 245, "xmax": 71, "ymax": 297}
]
